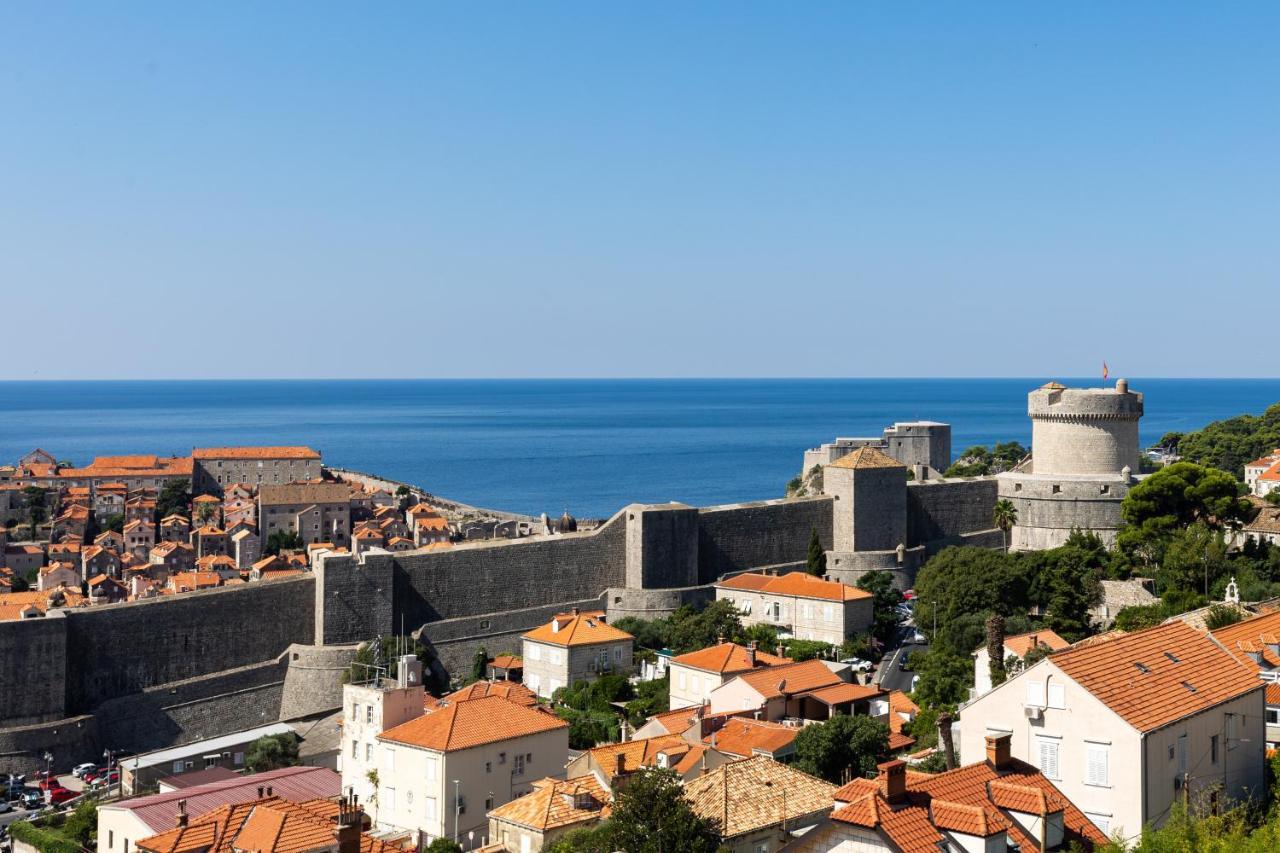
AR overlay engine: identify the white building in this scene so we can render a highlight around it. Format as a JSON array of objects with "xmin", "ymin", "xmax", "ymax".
[
  {"xmin": 339, "ymin": 654, "xmax": 570, "ymax": 849},
  {"xmin": 667, "ymin": 641, "xmax": 789, "ymax": 708},
  {"xmin": 715, "ymin": 571, "xmax": 873, "ymax": 644},
  {"xmin": 1244, "ymin": 450, "xmax": 1280, "ymax": 497},
  {"xmin": 972, "ymin": 629, "xmax": 1070, "ymax": 699},
  {"xmin": 958, "ymin": 620, "xmax": 1265, "ymax": 841},
  {"xmin": 520, "ymin": 609, "xmax": 633, "ymax": 698}
]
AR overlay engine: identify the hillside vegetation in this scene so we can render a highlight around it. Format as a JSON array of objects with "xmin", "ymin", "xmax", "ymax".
[{"xmin": 1169, "ymin": 401, "xmax": 1280, "ymax": 477}]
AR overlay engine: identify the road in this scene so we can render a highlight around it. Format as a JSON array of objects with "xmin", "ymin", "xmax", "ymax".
[
  {"xmin": 875, "ymin": 623, "xmax": 928, "ymax": 694},
  {"xmin": 1, "ymin": 774, "xmax": 90, "ymax": 828}
]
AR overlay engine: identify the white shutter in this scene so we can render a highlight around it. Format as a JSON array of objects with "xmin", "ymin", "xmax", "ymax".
[
  {"xmin": 1026, "ymin": 681, "xmax": 1046, "ymax": 706},
  {"xmin": 1085, "ymin": 743, "xmax": 1108, "ymax": 786},
  {"xmin": 1047, "ymin": 683, "xmax": 1066, "ymax": 709},
  {"xmin": 424, "ymin": 795, "xmax": 437, "ymax": 823},
  {"xmin": 1038, "ymin": 738, "xmax": 1059, "ymax": 779}
]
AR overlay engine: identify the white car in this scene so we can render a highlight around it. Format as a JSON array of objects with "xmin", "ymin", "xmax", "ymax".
[
  {"xmin": 911, "ymin": 631, "xmax": 927, "ymax": 644},
  {"xmin": 72, "ymin": 763, "xmax": 97, "ymax": 778},
  {"xmin": 840, "ymin": 657, "xmax": 874, "ymax": 673}
]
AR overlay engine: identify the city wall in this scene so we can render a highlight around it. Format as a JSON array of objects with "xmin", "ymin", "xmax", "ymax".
[{"xmin": 0, "ymin": 482, "xmax": 997, "ymax": 770}]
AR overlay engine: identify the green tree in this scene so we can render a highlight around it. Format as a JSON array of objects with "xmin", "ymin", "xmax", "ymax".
[
  {"xmin": 783, "ymin": 639, "xmax": 834, "ymax": 661},
  {"xmin": 470, "ymin": 646, "xmax": 488, "ymax": 683},
  {"xmin": 21, "ymin": 485, "xmax": 48, "ymax": 530},
  {"xmin": 423, "ymin": 839, "xmax": 463, "ymax": 853},
  {"xmin": 612, "ymin": 615, "xmax": 672, "ymax": 652},
  {"xmin": 156, "ymin": 478, "xmax": 192, "ymax": 519},
  {"xmin": 1157, "ymin": 523, "xmax": 1232, "ymax": 597},
  {"xmin": 100, "ymin": 512, "xmax": 125, "ymax": 533},
  {"xmin": 909, "ymin": 649, "xmax": 973, "ymax": 708},
  {"xmin": 605, "ymin": 767, "xmax": 723, "ymax": 853},
  {"xmin": 667, "ymin": 599, "xmax": 743, "ymax": 654},
  {"xmin": 1120, "ymin": 462, "xmax": 1247, "ymax": 546},
  {"xmin": 1175, "ymin": 402, "xmax": 1280, "ymax": 477},
  {"xmin": 793, "ymin": 714, "xmax": 890, "ymax": 783},
  {"xmin": 625, "ymin": 676, "xmax": 670, "ymax": 728},
  {"xmin": 193, "ymin": 498, "xmax": 219, "ymax": 526},
  {"xmin": 245, "ymin": 732, "xmax": 300, "ymax": 771},
  {"xmin": 63, "ymin": 799, "xmax": 98, "ymax": 846},
  {"xmin": 556, "ymin": 707, "xmax": 620, "ymax": 748},
  {"xmin": 343, "ymin": 635, "xmax": 447, "ymax": 694},
  {"xmin": 806, "ymin": 526, "xmax": 827, "ymax": 576},
  {"xmin": 266, "ymin": 529, "xmax": 305, "ymax": 555},
  {"xmin": 855, "ymin": 570, "xmax": 904, "ymax": 648},
  {"xmin": 1204, "ymin": 603, "xmax": 1245, "ymax": 631},
  {"xmin": 991, "ymin": 499, "xmax": 1018, "ymax": 553}
]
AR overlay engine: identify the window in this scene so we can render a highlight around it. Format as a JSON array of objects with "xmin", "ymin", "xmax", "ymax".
[
  {"xmin": 366, "ymin": 706, "xmax": 373, "ymax": 724},
  {"xmin": 1085, "ymin": 813, "xmax": 1111, "ymax": 835},
  {"xmin": 1036, "ymin": 737, "xmax": 1060, "ymax": 779},
  {"xmin": 173, "ymin": 760, "xmax": 185, "ymax": 774},
  {"xmin": 1026, "ymin": 681, "xmax": 1046, "ymax": 707},
  {"xmin": 678, "ymin": 670, "xmax": 687, "ymax": 690},
  {"xmin": 109, "ymin": 831, "xmax": 114, "ymax": 849},
  {"xmin": 551, "ymin": 649, "xmax": 563, "ymax": 665},
  {"xmin": 426, "ymin": 755, "xmax": 439, "ymax": 781},
  {"xmin": 1227, "ymin": 714, "xmax": 1239, "ymax": 750},
  {"xmin": 1085, "ymin": 743, "xmax": 1109, "ymax": 787},
  {"xmin": 823, "ymin": 605, "xmax": 834, "ymax": 621},
  {"xmin": 801, "ymin": 603, "xmax": 812, "ymax": 619},
  {"xmin": 385, "ymin": 747, "xmax": 395, "ymax": 771},
  {"xmin": 1267, "ymin": 708, "xmax": 1279, "ymax": 726},
  {"xmin": 485, "ymin": 761, "xmax": 492, "ymax": 773},
  {"xmin": 485, "ymin": 795, "xmax": 494, "ymax": 810},
  {"xmin": 456, "ymin": 794, "xmax": 467, "ymax": 814},
  {"xmin": 351, "ymin": 740, "xmax": 357, "ymax": 759},
  {"xmin": 1047, "ymin": 683, "xmax": 1066, "ymax": 709},
  {"xmin": 234, "ymin": 752, "xmax": 244, "ymax": 766},
  {"xmin": 1211, "ymin": 734, "xmax": 1220, "ymax": 764},
  {"xmin": 1177, "ymin": 733, "xmax": 1188, "ymax": 775},
  {"xmin": 366, "ymin": 743, "xmax": 373, "ymax": 762},
  {"xmin": 528, "ymin": 645, "xmax": 541, "ymax": 661},
  {"xmin": 514, "ymin": 754, "xmax": 525, "ymax": 776},
  {"xmin": 424, "ymin": 796, "xmax": 437, "ymax": 823},
  {"xmin": 614, "ymin": 646, "xmax": 622, "ymax": 661},
  {"xmin": 384, "ymin": 786, "xmax": 396, "ymax": 813}
]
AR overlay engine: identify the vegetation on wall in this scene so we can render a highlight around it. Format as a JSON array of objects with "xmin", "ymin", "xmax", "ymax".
[{"xmin": 1168, "ymin": 402, "xmax": 1280, "ymax": 477}]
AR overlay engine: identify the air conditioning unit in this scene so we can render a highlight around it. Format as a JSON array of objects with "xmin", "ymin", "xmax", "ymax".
[{"xmin": 1024, "ymin": 705, "xmax": 1043, "ymax": 720}]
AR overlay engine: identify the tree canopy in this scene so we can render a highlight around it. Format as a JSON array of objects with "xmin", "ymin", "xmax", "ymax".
[
  {"xmin": 156, "ymin": 478, "xmax": 192, "ymax": 519},
  {"xmin": 1174, "ymin": 402, "xmax": 1280, "ymax": 477},
  {"xmin": 245, "ymin": 732, "xmax": 300, "ymax": 772},
  {"xmin": 793, "ymin": 714, "xmax": 889, "ymax": 784}
]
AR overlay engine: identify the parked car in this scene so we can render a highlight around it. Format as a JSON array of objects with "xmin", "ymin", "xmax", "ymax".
[
  {"xmin": 37, "ymin": 778, "xmax": 64, "ymax": 792},
  {"xmin": 72, "ymin": 763, "xmax": 97, "ymax": 778},
  {"xmin": 0, "ymin": 799, "xmax": 12, "ymax": 813},
  {"xmin": 839, "ymin": 657, "xmax": 874, "ymax": 673},
  {"xmin": 48, "ymin": 788, "xmax": 77, "ymax": 807},
  {"xmin": 911, "ymin": 630, "xmax": 927, "ymax": 644},
  {"xmin": 21, "ymin": 790, "xmax": 43, "ymax": 809},
  {"xmin": 898, "ymin": 651, "xmax": 913, "ymax": 671}
]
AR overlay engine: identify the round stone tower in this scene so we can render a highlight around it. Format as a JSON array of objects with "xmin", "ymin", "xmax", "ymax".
[{"xmin": 998, "ymin": 379, "xmax": 1144, "ymax": 550}]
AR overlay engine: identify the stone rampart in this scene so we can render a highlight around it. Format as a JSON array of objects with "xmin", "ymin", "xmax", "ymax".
[
  {"xmin": 906, "ymin": 478, "xmax": 1000, "ymax": 546},
  {"xmin": 696, "ymin": 497, "xmax": 832, "ymax": 583}
]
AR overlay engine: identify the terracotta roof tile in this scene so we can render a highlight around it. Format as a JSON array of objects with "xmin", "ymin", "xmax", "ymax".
[
  {"xmin": 717, "ymin": 570, "xmax": 871, "ymax": 603},
  {"xmin": 733, "ymin": 659, "xmax": 843, "ymax": 700},
  {"xmin": 379, "ymin": 695, "xmax": 567, "ymax": 752},
  {"xmin": 192, "ymin": 446, "xmax": 320, "ymax": 460},
  {"xmin": 486, "ymin": 775, "xmax": 610, "ymax": 831},
  {"xmin": 684, "ymin": 756, "xmax": 835, "ymax": 839},
  {"xmin": 671, "ymin": 642, "xmax": 789, "ymax": 674},
  {"xmin": 522, "ymin": 610, "xmax": 633, "ymax": 647},
  {"xmin": 704, "ymin": 718, "xmax": 797, "ymax": 757},
  {"xmin": 1051, "ymin": 620, "xmax": 1262, "ymax": 732},
  {"xmin": 979, "ymin": 629, "xmax": 1071, "ymax": 658}
]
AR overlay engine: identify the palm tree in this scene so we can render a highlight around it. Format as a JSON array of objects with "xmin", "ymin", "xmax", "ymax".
[
  {"xmin": 194, "ymin": 499, "xmax": 218, "ymax": 527},
  {"xmin": 992, "ymin": 499, "xmax": 1018, "ymax": 553}
]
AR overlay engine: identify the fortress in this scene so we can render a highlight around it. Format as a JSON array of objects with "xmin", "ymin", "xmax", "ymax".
[{"xmin": 0, "ymin": 380, "xmax": 1140, "ymax": 772}]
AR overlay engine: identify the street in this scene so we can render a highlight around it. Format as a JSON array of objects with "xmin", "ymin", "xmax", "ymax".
[{"xmin": 875, "ymin": 623, "xmax": 928, "ymax": 694}]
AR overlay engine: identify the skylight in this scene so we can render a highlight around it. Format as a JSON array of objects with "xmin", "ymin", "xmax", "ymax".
[{"xmin": 1133, "ymin": 662, "xmax": 1150, "ymax": 674}]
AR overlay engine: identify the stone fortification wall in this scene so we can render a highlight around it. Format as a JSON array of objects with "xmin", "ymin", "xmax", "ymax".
[
  {"xmin": 0, "ymin": 611, "xmax": 68, "ymax": 724},
  {"xmin": 63, "ymin": 577, "xmax": 315, "ymax": 714},
  {"xmin": 696, "ymin": 497, "xmax": 832, "ymax": 583},
  {"xmin": 1028, "ymin": 381, "xmax": 1143, "ymax": 476},
  {"xmin": 906, "ymin": 478, "xmax": 1000, "ymax": 547},
  {"xmin": 279, "ymin": 643, "xmax": 362, "ymax": 721},
  {"xmin": 0, "ymin": 715, "xmax": 97, "ymax": 776}
]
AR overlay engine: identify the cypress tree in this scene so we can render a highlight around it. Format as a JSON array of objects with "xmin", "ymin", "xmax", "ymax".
[{"xmin": 806, "ymin": 526, "xmax": 827, "ymax": 576}]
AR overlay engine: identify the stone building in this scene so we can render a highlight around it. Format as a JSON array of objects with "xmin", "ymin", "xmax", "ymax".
[
  {"xmin": 997, "ymin": 379, "xmax": 1144, "ymax": 550},
  {"xmin": 258, "ymin": 482, "xmax": 351, "ymax": 546},
  {"xmin": 715, "ymin": 570, "xmax": 873, "ymax": 644},
  {"xmin": 521, "ymin": 609, "xmax": 634, "ymax": 698},
  {"xmin": 803, "ymin": 421, "xmax": 952, "ymax": 476},
  {"xmin": 192, "ymin": 446, "xmax": 322, "ymax": 494}
]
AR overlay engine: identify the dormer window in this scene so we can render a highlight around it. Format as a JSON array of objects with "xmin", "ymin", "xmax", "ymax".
[{"xmin": 1133, "ymin": 662, "xmax": 1149, "ymax": 674}]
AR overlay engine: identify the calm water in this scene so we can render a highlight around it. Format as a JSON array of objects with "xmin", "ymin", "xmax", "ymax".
[{"xmin": 1, "ymin": 379, "xmax": 1276, "ymax": 518}]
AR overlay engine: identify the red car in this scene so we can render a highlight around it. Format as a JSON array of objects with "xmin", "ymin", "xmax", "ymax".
[
  {"xmin": 37, "ymin": 778, "xmax": 65, "ymax": 792},
  {"xmin": 48, "ymin": 787, "xmax": 78, "ymax": 806}
]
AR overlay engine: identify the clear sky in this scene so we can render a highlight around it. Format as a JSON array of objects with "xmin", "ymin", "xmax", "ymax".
[{"xmin": 2, "ymin": 4, "xmax": 1276, "ymax": 379}]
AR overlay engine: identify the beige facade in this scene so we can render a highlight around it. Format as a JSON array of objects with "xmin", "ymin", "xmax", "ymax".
[
  {"xmin": 259, "ymin": 483, "xmax": 352, "ymax": 546},
  {"xmin": 193, "ymin": 446, "xmax": 322, "ymax": 494},
  {"xmin": 716, "ymin": 574, "xmax": 873, "ymax": 645},
  {"xmin": 959, "ymin": 657, "xmax": 1266, "ymax": 841},
  {"xmin": 521, "ymin": 638, "xmax": 632, "ymax": 699}
]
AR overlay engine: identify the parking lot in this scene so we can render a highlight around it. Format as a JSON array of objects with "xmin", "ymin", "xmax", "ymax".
[{"xmin": 1, "ymin": 771, "xmax": 104, "ymax": 829}]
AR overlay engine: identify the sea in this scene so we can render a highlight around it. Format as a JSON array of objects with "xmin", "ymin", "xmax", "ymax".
[{"xmin": 1, "ymin": 379, "xmax": 1277, "ymax": 519}]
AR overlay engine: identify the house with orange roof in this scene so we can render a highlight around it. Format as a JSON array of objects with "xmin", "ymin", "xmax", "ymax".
[
  {"xmin": 93, "ymin": 481, "xmax": 128, "ymax": 519},
  {"xmin": 487, "ymin": 654, "xmax": 523, "ymax": 682},
  {"xmin": 1244, "ymin": 449, "xmax": 1280, "ymax": 497},
  {"xmin": 37, "ymin": 560, "xmax": 80, "ymax": 591},
  {"xmin": 88, "ymin": 573, "xmax": 129, "ymax": 603},
  {"xmin": 707, "ymin": 658, "xmax": 854, "ymax": 721},
  {"xmin": 126, "ymin": 497, "xmax": 158, "ymax": 525},
  {"xmin": 1210, "ymin": 608, "xmax": 1280, "ymax": 749},
  {"xmin": 124, "ymin": 519, "xmax": 157, "ymax": 558},
  {"xmin": 429, "ymin": 680, "xmax": 539, "ymax": 712},
  {"xmin": 785, "ymin": 736, "xmax": 1108, "ymax": 853},
  {"xmin": 520, "ymin": 608, "xmax": 634, "ymax": 698},
  {"xmin": 668, "ymin": 640, "xmax": 790, "ymax": 708},
  {"xmin": 3, "ymin": 542, "xmax": 45, "ymax": 575},
  {"xmin": 340, "ymin": 650, "xmax": 570, "ymax": 846},
  {"xmin": 0, "ymin": 586, "xmax": 88, "ymax": 621},
  {"xmin": 192, "ymin": 525, "xmax": 229, "ymax": 558},
  {"xmin": 51, "ymin": 503, "xmax": 90, "ymax": 543},
  {"xmin": 959, "ymin": 619, "xmax": 1266, "ymax": 840},
  {"xmin": 192, "ymin": 446, "xmax": 322, "ymax": 494},
  {"xmin": 95, "ymin": 528, "xmax": 126, "ymax": 552},
  {"xmin": 486, "ymin": 774, "xmax": 610, "ymax": 852},
  {"xmin": 703, "ymin": 716, "xmax": 800, "ymax": 762},
  {"xmin": 160, "ymin": 514, "xmax": 192, "ymax": 541},
  {"xmin": 717, "ymin": 570, "xmax": 874, "ymax": 644},
  {"xmin": 564, "ymin": 733, "xmax": 729, "ymax": 787},
  {"xmin": 151, "ymin": 540, "xmax": 196, "ymax": 575},
  {"xmin": 685, "ymin": 755, "xmax": 836, "ymax": 853},
  {"xmin": 259, "ymin": 483, "xmax": 352, "ymax": 548},
  {"xmin": 972, "ymin": 629, "xmax": 1071, "ymax": 698},
  {"xmin": 168, "ymin": 571, "xmax": 224, "ymax": 594}
]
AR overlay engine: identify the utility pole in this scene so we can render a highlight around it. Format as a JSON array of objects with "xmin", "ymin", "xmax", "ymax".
[{"xmin": 453, "ymin": 779, "xmax": 461, "ymax": 843}]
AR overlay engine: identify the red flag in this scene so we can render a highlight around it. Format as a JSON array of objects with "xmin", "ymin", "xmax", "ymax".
[{"xmin": 1102, "ymin": 361, "xmax": 1109, "ymax": 380}]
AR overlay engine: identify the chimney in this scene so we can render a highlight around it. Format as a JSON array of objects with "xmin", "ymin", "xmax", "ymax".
[
  {"xmin": 717, "ymin": 635, "xmax": 726, "ymax": 646},
  {"xmin": 333, "ymin": 793, "xmax": 363, "ymax": 853},
  {"xmin": 266, "ymin": 785, "xmax": 273, "ymax": 797},
  {"xmin": 614, "ymin": 752, "xmax": 626, "ymax": 778},
  {"xmin": 175, "ymin": 800, "xmax": 188, "ymax": 829},
  {"xmin": 571, "ymin": 606, "xmax": 580, "ymax": 617},
  {"xmin": 986, "ymin": 733, "xmax": 1012, "ymax": 769},
  {"xmin": 745, "ymin": 644, "xmax": 756, "ymax": 667},
  {"xmin": 257, "ymin": 786, "xmax": 264, "ymax": 798},
  {"xmin": 877, "ymin": 760, "xmax": 908, "ymax": 804}
]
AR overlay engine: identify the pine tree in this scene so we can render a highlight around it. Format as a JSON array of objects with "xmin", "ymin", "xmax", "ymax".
[{"xmin": 806, "ymin": 526, "xmax": 827, "ymax": 576}]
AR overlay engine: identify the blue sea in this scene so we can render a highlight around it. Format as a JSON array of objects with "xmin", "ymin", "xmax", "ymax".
[{"xmin": 1, "ymin": 379, "xmax": 1277, "ymax": 519}]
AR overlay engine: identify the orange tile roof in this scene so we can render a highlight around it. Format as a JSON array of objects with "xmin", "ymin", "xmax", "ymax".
[
  {"xmin": 717, "ymin": 570, "xmax": 872, "ymax": 602},
  {"xmin": 169, "ymin": 572, "xmax": 223, "ymax": 593},
  {"xmin": 1050, "ymin": 620, "xmax": 1263, "ymax": 732},
  {"xmin": 490, "ymin": 654, "xmax": 522, "ymax": 670},
  {"xmin": 801, "ymin": 682, "xmax": 886, "ymax": 705},
  {"xmin": 671, "ymin": 642, "xmax": 790, "ymax": 674},
  {"xmin": 642, "ymin": 705, "xmax": 703, "ymax": 735},
  {"xmin": 705, "ymin": 718, "xmax": 798, "ymax": 757},
  {"xmin": 1266, "ymin": 684, "xmax": 1280, "ymax": 706},
  {"xmin": 522, "ymin": 610, "xmax": 634, "ymax": 647},
  {"xmin": 379, "ymin": 695, "xmax": 567, "ymax": 752},
  {"xmin": 486, "ymin": 775, "xmax": 610, "ymax": 831},
  {"xmin": 977, "ymin": 629, "xmax": 1071, "ymax": 658},
  {"xmin": 684, "ymin": 755, "xmax": 835, "ymax": 839},
  {"xmin": 193, "ymin": 446, "xmax": 320, "ymax": 460},
  {"xmin": 583, "ymin": 735, "xmax": 690, "ymax": 775},
  {"xmin": 733, "ymin": 659, "xmax": 844, "ymax": 700},
  {"xmin": 829, "ymin": 446, "xmax": 904, "ymax": 469},
  {"xmin": 433, "ymin": 680, "xmax": 539, "ymax": 709},
  {"xmin": 1212, "ymin": 610, "xmax": 1280, "ymax": 670},
  {"xmin": 136, "ymin": 797, "xmax": 397, "ymax": 853}
]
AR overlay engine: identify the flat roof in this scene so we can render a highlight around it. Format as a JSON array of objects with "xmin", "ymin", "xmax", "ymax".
[{"xmin": 122, "ymin": 722, "xmax": 296, "ymax": 771}]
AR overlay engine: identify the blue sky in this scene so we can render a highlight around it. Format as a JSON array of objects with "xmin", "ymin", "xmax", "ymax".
[{"xmin": 2, "ymin": 4, "xmax": 1276, "ymax": 379}]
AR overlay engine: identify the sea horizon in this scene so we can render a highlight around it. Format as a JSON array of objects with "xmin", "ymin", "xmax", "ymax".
[{"xmin": 3, "ymin": 377, "xmax": 1277, "ymax": 518}]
